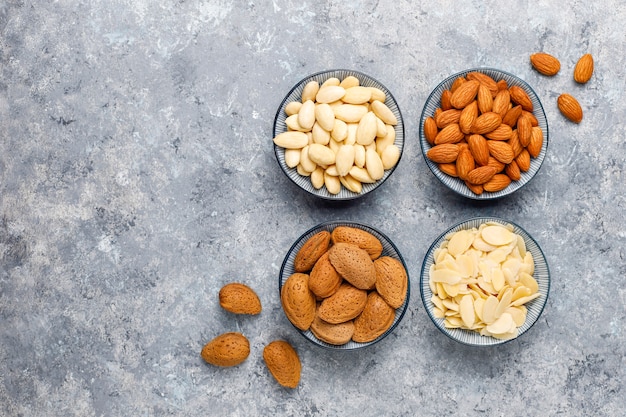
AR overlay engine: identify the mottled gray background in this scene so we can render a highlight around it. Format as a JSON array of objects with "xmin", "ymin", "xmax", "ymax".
[{"xmin": 1, "ymin": 1, "xmax": 625, "ymax": 416}]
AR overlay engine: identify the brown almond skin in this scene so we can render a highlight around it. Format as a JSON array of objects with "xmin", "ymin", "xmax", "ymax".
[
  {"xmin": 328, "ymin": 243, "xmax": 377, "ymax": 290},
  {"xmin": 423, "ymin": 116, "xmax": 438, "ymax": 145},
  {"xmin": 509, "ymin": 86, "xmax": 533, "ymax": 112},
  {"xmin": 487, "ymin": 141, "xmax": 515, "ymax": 164},
  {"xmin": 317, "ymin": 282, "xmax": 367, "ymax": 324},
  {"xmin": 281, "ymin": 273, "xmax": 316, "ymax": 331},
  {"xmin": 466, "ymin": 71, "xmax": 499, "ymax": 96},
  {"xmin": 426, "ymin": 144, "xmax": 460, "ymax": 164},
  {"xmin": 530, "ymin": 52, "xmax": 561, "ymax": 76},
  {"xmin": 557, "ymin": 93, "xmax": 583, "ymax": 123},
  {"xmin": 471, "ymin": 112, "xmax": 502, "ymax": 135},
  {"xmin": 459, "ymin": 100, "xmax": 478, "ymax": 134},
  {"xmin": 219, "ymin": 283, "xmax": 262, "ymax": 315},
  {"xmin": 309, "ymin": 251, "xmax": 342, "ymax": 299},
  {"xmin": 352, "ymin": 292, "xmax": 395, "ymax": 343},
  {"xmin": 468, "ymin": 134, "xmax": 490, "ymax": 166},
  {"xmin": 505, "ymin": 160, "xmax": 522, "ymax": 181},
  {"xmin": 527, "ymin": 127, "xmax": 544, "ymax": 158},
  {"xmin": 573, "ymin": 53, "xmax": 594, "ymax": 84},
  {"xmin": 294, "ymin": 231, "xmax": 331, "ymax": 272},
  {"xmin": 434, "ymin": 123, "xmax": 464, "ymax": 145},
  {"xmin": 331, "ymin": 226, "xmax": 383, "ymax": 260},
  {"xmin": 465, "ymin": 181, "xmax": 484, "ymax": 195},
  {"xmin": 263, "ymin": 340, "xmax": 301, "ymax": 388},
  {"xmin": 516, "ymin": 149, "xmax": 532, "ymax": 172},
  {"xmin": 201, "ymin": 332, "xmax": 250, "ymax": 367},
  {"xmin": 449, "ymin": 80, "xmax": 480, "ymax": 109},
  {"xmin": 310, "ymin": 316, "xmax": 355, "ymax": 345},
  {"xmin": 456, "ymin": 147, "xmax": 475, "ymax": 181},
  {"xmin": 374, "ymin": 256, "xmax": 408, "ymax": 309},
  {"xmin": 438, "ymin": 163, "xmax": 458, "ymax": 177},
  {"xmin": 484, "ymin": 174, "xmax": 512, "ymax": 192},
  {"xmin": 467, "ymin": 166, "xmax": 497, "ymax": 185},
  {"xmin": 502, "ymin": 105, "xmax": 523, "ymax": 127}
]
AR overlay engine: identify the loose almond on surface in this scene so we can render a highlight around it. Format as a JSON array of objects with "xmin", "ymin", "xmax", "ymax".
[
  {"xmin": 530, "ymin": 52, "xmax": 561, "ymax": 76},
  {"xmin": 557, "ymin": 93, "xmax": 583, "ymax": 123},
  {"xmin": 573, "ymin": 53, "xmax": 594, "ymax": 84}
]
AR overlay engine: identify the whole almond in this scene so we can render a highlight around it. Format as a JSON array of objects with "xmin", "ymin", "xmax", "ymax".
[
  {"xmin": 465, "ymin": 181, "xmax": 484, "ymax": 195},
  {"xmin": 294, "ymin": 230, "xmax": 331, "ymax": 272},
  {"xmin": 466, "ymin": 71, "xmax": 499, "ymax": 96},
  {"xmin": 356, "ymin": 111, "xmax": 379, "ymax": 146},
  {"xmin": 438, "ymin": 163, "xmax": 458, "ymax": 177},
  {"xmin": 527, "ymin": 126, "xmax": 544, "ymax": 158},
  {"xmin": 530, "ymin": 52, "xmax": 561, "ymax": 76},
  {"xmin": 374, "ymin": 256, "xmax": 408, "ymax": 309},
  {"xmin": 468, "ymin": 134, "xmax": 490, "ymax": 166},
  {"xmin": 309, "ymin": 251, "xmax": 343, "ymax": 299},
  {"xmin": 298, "ymin": 99, "xmax": 316, "ymax": 130},
  {"xmin": 201, "ymin": 332, "xmax": 250, "ymax": 367},
  {"xmin": 471, "ymin": 112, "xmax": 502, "ymax": 135},
  {"xmin": 281, "ymin": 272, "xmax": 317, "ymax": 331},
  {"xmin": 485, "ymin": 124, "xmax": 513, "ymax": 141},
  {"xmin": 342, "ymin": 86, "xmax": 372, "ymax": 104},
  {"xmin": 456, "ymin": 146, "xmax": 475, "ymax": 181},
  {"xmin": 509, "ymin": 86, "xmax": 533, "ymax": 112},
  {"xmin": 273, "ymin": 131, "xmax": 309, "ymax": 149},
  {"xmin": 450, "ymin": 76, "xmax": 466, "ymax": 93},
  {"xmin": 333, "ymin": 104, "xmax": 369, "ymax": 123},
  {"xmin": 371, "ymin": 100, "xmax": 398, "ymax": 125},
  {"xmin": 423, "ymin": 116, "xmax": 438, "ymax": 145},
  {"xmin": 426, "ymin": 143, "xmax": 460, "ymax": 164},
  {"xmin": 450, "ymin": 80, "xmax": 480, "ymax": 109},
  {"xmin": 483, "ymin": 174, "xmax": 512, "ymax": 192},
  {"xmin": 310, "ymin": 316, "xmax": 355, "ymax": 346},
  {"xmin": 459, "ymin": 100, "xmax": 478, "ymax": 134},
  {"xmin": 522, "ymin": 110, "xmax": 539, "ymax": 126},
  {"xmin": 301, "ymin": 81, "xmax": 320, "ymax": 102},
  {"xmin": 435, "ymin": 109, "xmax": 462, "ymax": 128},
  {"xmin": 467, "ymin": 166, "xmax": 497, "ymax": 184},
  {"xmin": 440, "ymin": 89, "xmax": 453, "ymax": 110},
  {"xmin": 573, "ymin": 53, "xmax": 594, "ymax": 84},
  {"xmin": 316, "ymin": 85, "xmax": 346, "ymax": 103},
  {"xmin": 219, "ymin": 283, "xmax": 262, "ymax": 315},
  {"xmin": 502, "ymin": 105, "xmax": 523, "ymax": 127},
  {"xmin": 352, "ymin": 292, "xmax": 395, "ymax": 343},
  {"xmin": 505, "ymin": 160, "xmax": 522, "ymax": 181},
  {"xmin": 557, "ymin": 93, "xmax": 583, "ymax": 123},
  {"xmin": 517, "ymin": 114, "xmax": 532, "ymax": 147},
  {"xmin": 515, "ymin": 149, "xmax": 532, "ymax": 172},
  {"xmin": 308, "ymin": 143, "xmax": 336, "ymax": 166},
  {"xmin": 314, "ymin": 103, "xmax": 336, "ymax": 131},
  {"xmin": 263, "ymin": 340, "xmax": 301, "ymax": 388},
  {"xmin": 477, "ymin": 84, "xmax": 494, "ymax": 114},
  {"xmin": 434, "ymin": 123, "xmax": 464, "ymax": 145},
  {"xmin": 331, "ymin": 226, "xmax": 383, "ymax": 260},
  {"xmin": 318, "ymin": 282, "xmax": 368, "ymax": 324},
  {"xmin": 486, "ymin": 156, "xmax": 506, "ymax": 173},
  {"xmin": 508, "ymin": 130, "xmax": 524, "ymax": 158},
  {"xmin": 487, "ymin": 141, "xmax": 515, "ymax": 164},
  {"xmin": 328, "ymin": 242, "xmax": 377, "ymax": 290},
  {"xmin": 492, "ymin": 89, "xmax": 511, "ymax": 118}
]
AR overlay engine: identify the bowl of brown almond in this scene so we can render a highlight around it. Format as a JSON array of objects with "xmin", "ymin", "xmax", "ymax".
[
  {"xmin": 419, "ymin": 68, "xmax": 548, "ymax": 199},
  {"xmin": 279, "ymin": 220, "xmax": 410, "ymax": 350},
  {"xmin": 273, "ymin": 69, "xmax": 405, "ymax": 200},
  {"xmin": 420, "ymin": 217, "xmax": 550, "ymax": 346}
]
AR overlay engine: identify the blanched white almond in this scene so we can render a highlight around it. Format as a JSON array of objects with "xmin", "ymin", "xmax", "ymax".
[
  {"xmin": 325, "ymin": 165, "xmax": 339, "ymax": 176},
  {"xmin": 339, "ymin": 175, "xmax": 362, "ymax": 193},
  {"xmin": 345, "ymin": 123, "xmax": 358, "ymax": 145},
  {"xmin": 308, "ymin": 143, "xmax": 336, "ymax": 166},
  {"xmin": 299, "ymin": 146, "xmax": 317, "ymax": 172},
  {"xmin": 356, "ymin": 112, "xmax": 378, "ymax": 146},
  {"xmin": 298, "ymin": 99, "xmax": 316, "ymax": 130},
  {"xmin": 315, "ymin": 103, "xmax": 335, "ymax": 131},
  {"xmin": 285, "ymin": 114, "xmax": 307, "ymax": 132},
  {"xmin": 339, "ymin": 75, "xmax": 359, "ymax": 88},
  {"xmin": 316, "ymin": 85, "xmax": 346, "ymax": 104},
  {"xmin": 331, "ymin": 119, "xmax": 348, "ymax": 141},
  {"xmin": 296, "ymin": 164, "xmax": 310, "ymax": 176},
  {"xmin": 349, "ymin": 166, "xmax": 375, "ymax": 183},
  {"xmin": 343, "ymin": 86, "xmax": 372, "ymax": 104},
  {"xmin": 368, "ymin": 87, "xmax": 386, "ymax": 102},
  {"xmin": 273, "ymin": 131, "xmax": 309, "ymax": 149},
  {"xmin": 335, "ymin": 144, "xmax": 355, "ymax": 177},
  {"xmin": 311, "ymin": 122, "xmax": 330, "ymax": 145},
  {"xmin": 354, "ymin": 144, "xmax": 366, "ymax": 168},
  {"xmin": 284, "ymin": 149, "xmax": 301, "ymax": 168},
  {"xmin": 321, "ymin": 77, "xmax": 340, "ymax": 87},
  {"xmin": 371, "ymin": 100, "xmax": 397, "ymax": 125},
  {"xmin": 311, "ymin": 167, "xmax": 324, "ymax": 189},
  {"xmin": 365, "ymin": 148, "xmax": 384, "ymax": 180},
  {"xmin": 285, "ymin": 101, "xmax": 303, "ymax": 116},
  {"xmin": 328, "ymin": 138, "xmax": 340, "ymax": 155},
  {"xmin": 376, "ymin": 124, "xmax": 396, "ymax": 154},
  {"xmin": 301, "ymin": 81, "xmax": 319, "ymax": 102},
  {"xmin": 324, "ymin": 172, "xmax": 341, "ymax": 194},
  {"xmin": 333, "ymin": 104, "xmax": 368, "ymax": 123}
]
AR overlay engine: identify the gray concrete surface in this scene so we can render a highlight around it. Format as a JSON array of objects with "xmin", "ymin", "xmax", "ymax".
[{"xmin": 1, "ymin": 1, "xmax": 625, "ymax": 416}]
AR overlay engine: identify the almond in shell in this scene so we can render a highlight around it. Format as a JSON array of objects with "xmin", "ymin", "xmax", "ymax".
[
  {"xmin": 331, "ymin": 226, "xmax": 383, "ymax": 260},
  {"xmin": 374, "ymin": 256, "xmax": 408, "ymax": 309},
  {"xmin": 263, "ymin": 340, "xmax": 301, "ymax": 388},
  {"xmin": 309, "ymin": 251, "xmax": 343, "ymax": 299},
  {"xmin": 219, "ymin": 283, "xmax": 262, "ymax": 315},
  {"xmin": 328, "ymin": 242, "xmax": 377, "ymax": 290},
  {"xmin": 310, "ymin": 315, "xmax": 355, "ymax": 345},
  {"xmin": 294, "ymin": 230, "xmax": 331, "ymax": 272},
  {"xmin": 317, "ymin": 282, "xmax": 368, "ymax": 324},
  {"xmin": 281, "ymin": 273, "xmax": 317, "ymax": 331},
  {"xmin": 352, "ymin": 292, "xmax": 395, "ymax": 343},
  {"xmin": 201, "ymin": 332, "xmax": 250, "ymax": 367}
]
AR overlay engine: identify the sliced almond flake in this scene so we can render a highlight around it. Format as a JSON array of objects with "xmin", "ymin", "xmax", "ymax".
[
  {"xmin": 447, "ymin": 229, "xmax": 474, "ymax": 257},
  {"xmin": 444, "ymin": 319, "xmax": 462, "ymax": 329},
  {"xmin": 468, "ymin": 283, "xmax": 489, "ymax": 299},
  {"xmin": 473, "ymin": 297, "xmax": 485, "ymax": 322},
  {"xmin": 472, "ymin": 236, "xmax": 498, "ymax": 252},
  {"xmin": 491, "ymin": 327, "xmax": 518, "ymax": 340},
  {"xmin": 502, "ymin": 257, "xmax": 522, "ymax": 278},
  {"xmin": 431, "ymin": 295, "xmax": 445, "ymax": 311},
  {"xmin": 477, "ymin": 276, "xmax": 496, "ymax": 295},
  {"xmin": 486, "ymin": 247, "xmax": 509, "ymax": 264},
  {"xmin": 482, "ymin": 295, "xmax": 499, "ymax": 324},
  {"xmin": 431, "ymin": 268, "xmax": 463, "ymax": 285},
  {"xmin": 486, "ymin": 312, "xmax": 515, "ymax": 334},
  {"xmin": 460, "ymin": 294, "xmax": 475, "ymax": 329},
  {"xmin": 442, "ymin": 282, "xmax": 460, "ymax": 297},
  {"xmin": 512, "ymin": 285, "xmax": 532, "ymax": 301},
  {"xmin": 444, "ymin": 309, "xmax": 459, "ymax": 317},
  {"xmin": 446, "ymin": 316, "xmax": 464, "ymax": 327},
  {"xmin": 523, "ymin": 252, "xmax": 535, "ymax": 275},
  {"xmin": 492, "ymin": 268, "xmax": 505, "ymax": 292},
  {"xmin": 495, "ymin": 288, "xmax": 513, "ymax": 319},
  {"xmin": 438, "ymin": 258, "xmax": 460, "ymax": 272},
  {"xmin": 519, "ymin": 272, "xmax": 539, "ymax": 294},
  {"xmin": 517, "ymin": 234, "xmax": 527, "ymax": 258},
  {"xmin": 481, "ymin": 224, "xmax": 515, "ymax": 246},
  {"xmin": 454, "ymin": 254, "xmax": 475, "ymax": 278},
  {"xmin": 433, "ymin": 307, "xmax": 445, "ymax": 319},
  {"xmin": 511, "ymin": 292, "xmax": 541, "ymax": 307},
  {"xmin": 502, "ymin": 267, "xmax": 516, "ymax": 287},
  {"xmin": 437, "ymin": 282, "xmax": 449, "ymax": 299},
  {"xmin": 505, "ymin": 306, "xmax": 527, "ymax": 327},
  {"xmin": 441, "ymin": 298, "xmax": 459, "ymax": 311}
]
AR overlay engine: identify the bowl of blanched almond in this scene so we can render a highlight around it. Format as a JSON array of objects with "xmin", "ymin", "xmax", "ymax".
[
  {"xmin": 272, "ymin": 69, "xmax": 405, "ymax": 200},
  {"xmin": 420, "ymin": 217, "xmax": 550, "ymax": 346}
]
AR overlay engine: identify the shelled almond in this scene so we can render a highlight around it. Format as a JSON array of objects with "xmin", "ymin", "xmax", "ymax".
[{"xmin": 424, "ymin": 72, "xmax": 545, "ymax": 195}]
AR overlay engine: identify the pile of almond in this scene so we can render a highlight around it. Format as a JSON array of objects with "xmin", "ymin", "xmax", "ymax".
[
  {"xmin": 281, "ymin": 226, "xmax": 408, "ymax": 345},
  {"xmin": 424, "ymin": 71, "xmax": 544, "ymax": 195},
  {"xmin": 273, "ymin": 74, "xmax": 402, "ymax": 195}
]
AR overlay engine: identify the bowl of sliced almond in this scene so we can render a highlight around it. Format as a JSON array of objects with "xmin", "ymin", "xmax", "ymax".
[
  {"xmin": 420, "ymin": 217, "xmax": 550, "ymax": 346},
  {"xmin": 419, "ymin": 68, "xmax": 548, "ymax": 199}
]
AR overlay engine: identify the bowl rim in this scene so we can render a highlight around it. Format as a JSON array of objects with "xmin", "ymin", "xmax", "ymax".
[
  {"xmin": 279, "ymin": 219, "xmax": 411, "ymax": 350},
  {"xmin": 419, "ymin": 216, "xmax": 551, "ymax": 347},
  {"xmin": 419, "ymin": 67, "xmax": 549, "ymax": 200},
  {"xmin": 273, "ymin": 69, "xmax": 405, "ymax": 201}
]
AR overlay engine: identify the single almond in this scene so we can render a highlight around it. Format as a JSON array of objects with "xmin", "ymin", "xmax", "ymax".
[
  {"xmin": 219, "ymin": 283, "xmax": 262, "ymax": 315},
  {"xmin": 557, "ymin": 93, "xmax": 583, "ymax": 123},
  {"xmin": 294, "ymin": 230, "xmax": 331, "ymax": 272},
  {"xmin": 467, "ymin": 166, "xmax": 497, "ymax": 184},
  {"xmin": 263, "ymin": 340, "xmax": 301, "ymax": 388},
  {"xmin": 466, "ymin": 72, "xmax": 499, "ymax": 96},
  {"xmin": 459, "ymin": 100, "xmax": 478, "ymax": 134},
  {"xmin": 438, "ymin": 163, "xmax": 458, "ymax": 177},
  {"xmin": 201, "ymin": 332, "xmax": 250, "ymax": 367},
  {"xmin": 352, "ymin": 291, "xmax": 395, "ymax": 343},
  {"xmin": 573, "ymin": 53, "xmax": 594, "ymax": 84},
  {"xmin": 517, "ymin": 114, "xmax": 532, "ymax": 147},
  {"xmin": 434, "ymin": 123, "xmax": 464, "ymax": 145},
  {"xmin": 527, "ymin": 126, "xmax": 544, "ymax": 158},
  {"xmin": 477, "ymin": 84, "xmax": 494, "ymax": 114},
  {"xmin": 487, "ymin": 140, "xmax": 515, "ymax": 164},
  {"xmin": 492, "ymin": 89, "xmax": 511, "ymax": 118},
  {"xmin": 530, "ymin": 52, "xmax": 561, "ymax": 76},
  {"xmin": 465, "ymin": 181, "xmax": 484, "ymax": 195},
  {"xmin": 426, "ymin": 143, "xmax": 460, "ymax": 164},
  {"xmin": 471, "ymin": 112, "xmax": 502, "ymax": 135},
  {"xmin": 515, "ymin": 149, "xmax": 531, "ymax": 172},
  {"xmin": 486, "ymin": 156, "xmax": 506, "ymax": 173},
  {"xmin": 331, "ymin": 226, "xmax": 383, "ymax": 260},
  {"xmin": 502, "ymin": 105, "xmax": 523, "ymax": 127},
  {"xmin": 435, "ymin": 109, "xmax": 462, "ymax": 128},
  {"xmin": 483, "ymin": 174, "xmax": 512, "ymax": 192},
  {"xmin": 450, "ymin": 76, "xmax": 466, "ymax": 93},
  {"xmin": 456, "ymin": 146, "xmax": 475, "ymax": 181},
  {"xmin": 281, "ymin": 273, "xmax": 317, "ymax": 331},
  {"xmin": 508, "ymin": 130, "xmax": 524, "ymax": 158},
  {"xmin": 468, "ymin": 134, "xmax": 490, "ymax": 166},
  {"xmin": 509, "ymin": 86, "xmax": 533, "ymax": 112},
  {"xmin": 317, "ymin": 282, "xmax": 368, "ymax": 324},
  {"xmin": 505, "ymin": 160, "xmax": 522, "ymax": 181},
  {"xmin": 423, "ymin": 116, "xmax": 438, "ymax": 145},
  {"xmin": 449, "ymin": 80, "xmax": 480, "ymax": 109},
  {"xmin": 485, "ymin": 124, "xmax": 513, "ymax": 141}
]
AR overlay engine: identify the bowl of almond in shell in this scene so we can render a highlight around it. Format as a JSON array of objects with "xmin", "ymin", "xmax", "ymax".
[
  {"xmin": 278, "ymin": 221, "xmax": 410, "ymax": 350},
  {"xmin": 419, "ymin": 68, "xmax": 548, "ymax": 199}
]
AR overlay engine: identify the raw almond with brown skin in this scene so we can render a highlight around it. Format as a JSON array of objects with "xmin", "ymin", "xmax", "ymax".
[
  {"xmin": 517, "ymin": 114, "xmax": 532, "ymax": 147},
  {"xmin": 459, "ymin": 100, "xmax": 478, "ymax": 134},
  {"xmin": 467, "ymin": 166, "xmax": 497, "ymax": 184},
  {"xmin": 309, "ymin": 251, "xmax": 343, "ymax": 299},
  {"xmin": 374, "ymin": 256, "xmax": 408, "ymax": 309},
  {"xmin": 450, "ymin": 76, "xmax": 466, "ymax": 93},
  {"xmin": 485, "ymin": 124, "xmax": 513, "ymax": 141},
  {"xmin": 456, "ymin": 146, "xmax": 475, "ymax": 181},
  {"xmin": 352, "ymin": 292, "xmax": 395, "ymax": 343},
  {"xmin": 487, "ymin": 141, "xmax": 515, "ymax": 164},
  {"xmin": 435, "ymin": 109, "xmax": 462, "ymax": 128},
  {"xmin": 502, "ymin": 105, "xmax": 523, "ymax": 127},
  {"xmin": 328, "ymin": 243, "xmax": 377, "ymax": 290},
  {"xmin": 505, "ymin": 160, "xmax": 522, "ymax": 181},
  {"xmin": 465, "ymin": 181, "xmax": 484, "ymax": 195},
  {"xmin": 294, "ymin": 231, "xmax": 331, "ymax": 272},
  {"xmin": 530, "ymin": 52, "xmax": 561, "ymax": 76},
  {"xmin": 557, "ymin": 93, "xmax": 583, "ymax": 123},
  {"xmin": 492, "ymin": 89, "xmax": 511, "ymax": 118},
  {"xmin": 201, "ymin": 332, "xmax": 250, "ymax": 367},
  {"xmin": 497, "ymin": 79, "xmax": 508, "ymax": 91},
  {"xmin": 508, "ymin": 130, "xmax": 524, "ymax": 158},
  {"xmin": 522, "ymin": 110, "xmax": 539, "ymax": 127},
  {"xmin": 574, "ymin": 53, "xmax": 594, "ymax": 84},
  {"xmin": 440, "ymin": 89, "xmax": 453, "ymax": 110},
  {"xmin": 331, "ymin": 226, "xmax": 383, "ymax": 260},
  {"xmin": 317, "ymin": 282, "xmax": 368, "ymax": 324},
  {"xmin": 450, "ymin": 80, "xmax": 480, "ymax": 109},
  {"xmin": 468, "ymin": 134, "xmax": 490, "ymax": 166},
  {"xmin": 471, "ymin": 112, "xmax": 502, "ymax": 135},
  {"xmin": 486, "ymin": 156, "xmax": 506, "ymax": 173},
  {"xmin": 281, "ymin": 273, "xmax": 317, "ymax": 331},
  {"xmin": 434, "ymin": 123, "xmax": 464, "ymax": 145},
  {"xmin": 263, "ymin": 340, "xmax": 301, "ymax": 388},
  {"xmin": 423, "ymin": 116, "xmax": 438, "ymax": 145},
  {"xmin": 467, "ymin": 71, "xmax": 499, "ymax": 96},
  {"xmin": 509, "ymin": 86, "xmax": 533, "ymax": 112},
  {"xmin": 527, "ymin": 126, "xmax": 544, "ymax": 158},
  {"xmin": 438, "ymin": 163, "xmax": 458, "ymax": 177},
  {"xmin": 426, "ymin": 144, "xmax": 460, "ymax": 164},
  {"xmin": 516, "ymin": 149, "xmax": 531, "ymax": 172},
  {"xmin": 477, "ymin": 84, "xmax": 494, "ymax": 113},
  {"xmin": 219, "ymin": 283, "xmax": 262, "ymax": 315},
  {"xmin": 483, "ymin": 174, "xmax": 512, "ymax": 192}
]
